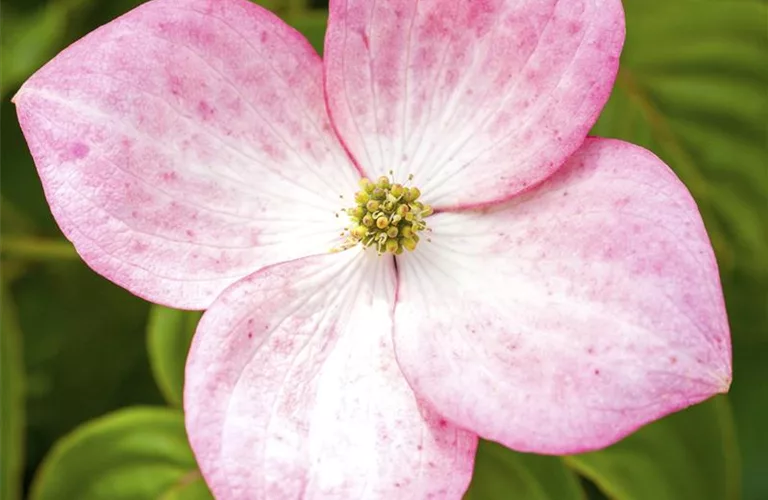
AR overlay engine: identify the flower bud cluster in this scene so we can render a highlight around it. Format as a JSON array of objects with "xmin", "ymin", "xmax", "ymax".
[{"xmin": 337, "ymin": 175, "xmax": 432, "ymax": 254}]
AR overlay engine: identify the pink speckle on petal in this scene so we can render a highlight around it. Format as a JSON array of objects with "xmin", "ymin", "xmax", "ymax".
[
  {"xmin": 62, "ymin": 142, "xmax": 89, "ymax": 161},
  {"xmin": 197, "ymin": 100, "xmax": 215, "ymax": 120},
  {"xmin": 161, "ymin": 171, "xmax": 178, "ymax": 182}
]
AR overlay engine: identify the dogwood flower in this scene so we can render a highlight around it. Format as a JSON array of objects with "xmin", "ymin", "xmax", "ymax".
[{"xmin": 15, "ymin": 0, "xmax": 731, "ymax": 497}]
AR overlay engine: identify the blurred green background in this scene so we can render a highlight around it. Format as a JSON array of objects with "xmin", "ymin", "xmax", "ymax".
[{"xmin": 1, "ymin": 0, "xmax": 766, "ymax": 498}]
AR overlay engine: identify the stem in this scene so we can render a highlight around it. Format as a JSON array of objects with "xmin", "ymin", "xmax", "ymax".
[{"xmin": 0, "ymin": 237, "xmax": 78, "ymax": 261}]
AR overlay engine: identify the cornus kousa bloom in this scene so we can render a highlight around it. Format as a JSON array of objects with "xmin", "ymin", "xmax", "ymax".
[{"xmin": 15, "ymin": 0, "xmax": 732, "ymax": 497}]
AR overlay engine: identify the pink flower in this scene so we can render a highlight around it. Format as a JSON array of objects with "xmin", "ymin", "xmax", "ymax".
[{"xmin": 14, "ymin": 0, "xmax": 731, "ymax": 497}]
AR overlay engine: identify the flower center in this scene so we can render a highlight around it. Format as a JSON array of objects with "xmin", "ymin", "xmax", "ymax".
[{"xmin": 334, "ymin": 175, "xmax": 433, "ymax": 255}]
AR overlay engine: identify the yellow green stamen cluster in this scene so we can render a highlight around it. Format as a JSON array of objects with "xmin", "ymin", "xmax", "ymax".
[{"xmin": 335, "ymin": 175, "xmax": 432, "ymax": 255}]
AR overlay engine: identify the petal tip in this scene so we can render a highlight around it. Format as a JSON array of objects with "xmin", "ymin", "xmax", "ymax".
[
  {"xmin": 10, "ymin": 82, "xmax": 29, "ymax": 105},
  {"xmin": 714, "ymin": 372, "xmax": 732, "ymax": 394}
]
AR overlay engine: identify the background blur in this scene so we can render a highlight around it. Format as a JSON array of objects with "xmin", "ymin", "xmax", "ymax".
[{"xmin": 1, "ymin": 0, "xmax": 766, "ymax": 498}]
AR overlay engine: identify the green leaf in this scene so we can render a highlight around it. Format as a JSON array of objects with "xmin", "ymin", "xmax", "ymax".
[
  {"xmin": 592, "ymin": 0, "xmax": 768, "ymax": 285},
  {"xmin": 464, "ymin": 440, "xmax": 584, "ymax": 500},
  {"xmin": 1, "ymin": 282, "xmax": 25, "ymax": 500},
  {"xmin": 565, "ymin": 397, "xmax": 739, "ymax": 500},
  {"xmin": 721, "ymin": 259, "xmax": 768, "ymax": 500},
  {"xmin": 15, "ymin": 261, "xmax": 163, "ymax": 478},
  {"xmin": 146, "ymin": 306, "xmax": 202, "ymax": 407},
  {"xmin": 0, "ymin": 0, "xmax": 93, "ymax": 96},
  {"xmin": 288, "ymin": 11, "xmax": 328, "ymax": 55},
  {"xmin": 0, "ymin": 197, "xmax": 37, "ymax": 236},
  {"xmin": 730, "ymin": 340, "xmax": 768, "ymax": 500},
  {"xmin": 29, "ymin": 406, "xmax": 212, "ymax": 500}
]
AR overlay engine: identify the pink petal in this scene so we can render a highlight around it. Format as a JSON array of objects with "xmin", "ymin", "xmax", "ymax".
[
  {"xmin": 393, "ymin": 138, "xmax": 731, "ymax": 454},
  {"xmin": 184, "ymin": 250, "xmax": 477, "ymax": 498},
  {"xmin": 324, "ymin": 0, "xmax": 624, "ymax": 208},
  {"xmin": 14, "ymin": 0, "xmax": 359, "ymax": 309}
]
